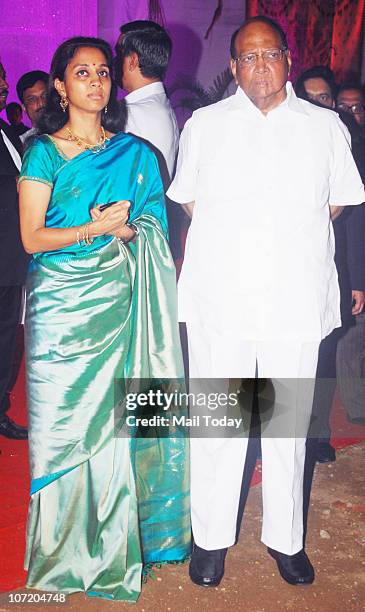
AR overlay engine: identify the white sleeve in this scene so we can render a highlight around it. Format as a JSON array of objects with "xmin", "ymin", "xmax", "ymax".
[
  {"xmin": 167, "ymin": 116, "xmax": 199, "ymax": 203},
  {"xmin": 329, "ymin": 115, "xmax": 365, "ymax": 206}
]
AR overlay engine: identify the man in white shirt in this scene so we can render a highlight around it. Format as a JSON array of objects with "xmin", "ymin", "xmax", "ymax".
[
  {"xmin": 17, "ymin": 71, "xmax": 48, "ymax": 150},
  {"xmin": 167, "ymin": 16, "xmax": 365, "ymax": 588},
  {"xmin": 115, "ymin": 21, "xmax": 182, "ymax": 257},
  {"xmin": 115, "ymin": 20, "xmax": 179, "ymax": 180}
]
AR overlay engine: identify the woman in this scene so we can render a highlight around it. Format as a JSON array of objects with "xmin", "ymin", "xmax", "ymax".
[{"xmin": 19, "ymin": 37, "xmax": 190, "ymax": 602}]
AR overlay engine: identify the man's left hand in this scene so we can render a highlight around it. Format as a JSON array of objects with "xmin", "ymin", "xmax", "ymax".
[
  {"xmin": 330, "ymin": 205, "xmax": 344, "ymax": 220},
  {"xmin": 351, "ymin": 290, "xmax": 365, "ymax": 315}
]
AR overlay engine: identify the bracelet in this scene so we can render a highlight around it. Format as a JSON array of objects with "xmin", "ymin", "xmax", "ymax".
[
  {"xmin": 84, "ymin": 222, "xmax": 94, "ymax": 246},
  {"xmin": 76, "ymin": 222, "xmax": 94, "ymax": 247}
]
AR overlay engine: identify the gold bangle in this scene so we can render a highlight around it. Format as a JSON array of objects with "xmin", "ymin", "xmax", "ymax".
[
  {"xmin": 81, "ymin": 224, "xmax": 86, "ymax": 245},
  {"xmin": 78, "ymin": 222, "xmax": 94, "ymax": 246},
  {"xmin": 84, "ymin": 221, "xmax": 94, "ymax": 246}
]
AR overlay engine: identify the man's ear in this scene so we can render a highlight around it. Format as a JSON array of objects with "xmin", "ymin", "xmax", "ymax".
[
  {"xmin": 286, "ymin": 50, "xmax": 292, "ymax": 78},
  {"xmin": 230, "ymin": 58, "xmax": 238, "ymax": 85},
  {"xmin": 127, "ymin": 52, "xmax": 139, "ymax": 72}
]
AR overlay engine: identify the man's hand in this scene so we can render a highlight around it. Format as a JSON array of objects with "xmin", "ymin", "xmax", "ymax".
[
  {"xmin": 352, "ymin": 290, "xmax": 365, "ymax": 315},
  {"xmin": 182, "ymin": 201, "xmax": 195, "ymax": 218},
  {"xmin": 330, "ymin": 205, "xmax": 344, "ymax": 220}
]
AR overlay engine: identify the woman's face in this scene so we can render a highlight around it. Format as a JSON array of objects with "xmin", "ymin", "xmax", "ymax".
[{"xmin": 56, "ymin": 46, "xmax": 112, "ymax": 114}]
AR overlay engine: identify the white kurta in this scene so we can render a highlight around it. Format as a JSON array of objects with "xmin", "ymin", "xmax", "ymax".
[
  {"xmin": 167, "ymin": 83, "xmax": 365, "ymax": 554},
  {"xmin": 168, "ymin": 82, "xmax": 365, "ymax": 340},
  {"xmin": 124, "ymin": 81, "xmax": 179, "ymax": 179}
]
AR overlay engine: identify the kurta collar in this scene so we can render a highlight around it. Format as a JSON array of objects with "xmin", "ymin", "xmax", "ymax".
[
  {"xmin": 125, "ymin": 81, "xmax": 165, "ymax": 104},
  {"xmin": 230, "ymin": 81, "xmax": 309, "ymax": 117}
]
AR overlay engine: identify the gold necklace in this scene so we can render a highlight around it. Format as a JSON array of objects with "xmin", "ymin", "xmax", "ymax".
[{"xmin": 66, "ymin": 125, "xmax": 109, "ymax": 154}]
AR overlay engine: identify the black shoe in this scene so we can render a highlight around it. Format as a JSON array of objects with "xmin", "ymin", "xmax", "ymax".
[
  {"xmin": 0, "ymin": 415, "xmax": 28, "ymax": 440},
  {"xmin": 268, "ymin": 548, "xmax": 314, "ymax": 585},
  {"xmin": 317, "ymin": 441, "xmax": 336, "ymax": 463},
  {"xmin": 189, "ymin": 543, "xmax": 227, "ymax": 587}
]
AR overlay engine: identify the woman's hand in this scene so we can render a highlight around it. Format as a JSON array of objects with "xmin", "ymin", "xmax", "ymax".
[
  {"xmin": 19, "ymin": 181, "xmax": 131, "ymax": 255},
  {"xmin": 90, "ymin": 201, "xmax": 130, "ymax": 237},
  {"xmin": 110, "ymin": 225, "xmax": 137, "ymax": 242}
]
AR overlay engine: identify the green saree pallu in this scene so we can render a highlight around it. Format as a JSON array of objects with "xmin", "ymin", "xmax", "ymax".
[{"xmin": 19, "ymin": 133, "xmax": 191, "ymax": 602}]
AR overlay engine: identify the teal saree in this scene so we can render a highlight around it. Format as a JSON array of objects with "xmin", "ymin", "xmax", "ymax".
[{"xmin": 19, "ymin": 133, "xmax": 190, "ymax": 601}]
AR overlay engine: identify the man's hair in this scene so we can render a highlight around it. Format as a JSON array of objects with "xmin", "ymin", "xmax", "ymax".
[
  {"xmin": 16, "ymin": 70, "xmax": 49, "ymax": 103},
  {"xmin": 230, "ymin": 16, "xmax": 288, "ymax": 59},
  {"xmin": 295, "ymin": 66, "xmax": 337, "ymax": 100},
  {"xmin": 117, "ymin": 20, "xmax": 172, "ymax": 80},
  {"xmin": 336, "ymin": 82, "xmax": 365, "ymax": 101}
]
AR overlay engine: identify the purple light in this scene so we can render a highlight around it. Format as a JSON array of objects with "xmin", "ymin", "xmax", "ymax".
[{"xmin": 0, "ymin": 1, "xmax": 97, "ymax": 122}]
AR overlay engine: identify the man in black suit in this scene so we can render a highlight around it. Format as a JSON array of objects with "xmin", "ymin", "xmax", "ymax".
[
  {"xmin": 296, "ymin": 67, "xmax": 365, "ymax": 462},
  {"xmin": 0, "ymin": 60, "xmax": 29, "ymax": 439},
  {"xmin": 335, "ymin": 85, "xmax": 365, "ymax": 426}
]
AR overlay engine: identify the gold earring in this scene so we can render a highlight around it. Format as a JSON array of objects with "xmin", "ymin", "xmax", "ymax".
[{"xmin": 60, "ymin": 95, "xmax": 69, "ymax": 112}]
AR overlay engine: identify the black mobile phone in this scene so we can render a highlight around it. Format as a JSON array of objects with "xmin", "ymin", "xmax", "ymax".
[
  {"xmin": 99, "ymin": 201, "xmax": 118, "ymax": 212},
  {"xmin": 99, "ymin": 200, "xmax": 133, "ymax": 212}
]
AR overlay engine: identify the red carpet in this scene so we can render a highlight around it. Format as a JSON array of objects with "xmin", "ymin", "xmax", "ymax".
[
  {"xmin": 0, "ymin": 340, "xmax": 363, "ymax": 593},
  {"xmin": 0, "ymin": 355, "xmax": 29, "ymax": 592}
]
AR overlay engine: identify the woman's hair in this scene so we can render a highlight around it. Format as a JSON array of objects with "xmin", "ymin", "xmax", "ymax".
[{"xmin": 38, "ymin": 36, "xmax": 126, "ymax": 134}]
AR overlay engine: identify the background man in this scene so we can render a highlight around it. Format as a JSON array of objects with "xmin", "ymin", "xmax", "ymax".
[
  {"xmin": 115, "ymin": 20, "xmax": 178, "ymax": 180},
  {"xmin": 335, "ymin": 83, "xmax": 365, "ymax": 430},
  {"xmin": 295, "ymin": 68, "xmax": 365, "ymax": 463},
  {"xmin": 16, "ymin": 70, "xmax": 48, "ymax": 148},
  {"xmin": 0, "ymin": 60, "xmax": 28, "ymax": 440},
  {"xmin": 337, "ymin": 83, "xmax": 365, "ymax": 132},
  {"xmin": 115, "ymin": 20, "xmax": 183, "ymax": 259},
  {"xmin": 295, "ymin": 65, "xmax": 336, "ymax": 108},
  {"xmin": 5, "ymin": 102, "xmax": 28, "ymax": 136},
  {"xmin": 168, "ymin": 16, "xmax": 364, "ymax": 588}
]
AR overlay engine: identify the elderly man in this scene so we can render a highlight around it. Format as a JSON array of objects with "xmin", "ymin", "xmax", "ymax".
[{"xmin": 168, "ymin": 16, "xmax": 364, "ymax": 587}]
